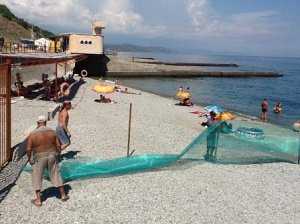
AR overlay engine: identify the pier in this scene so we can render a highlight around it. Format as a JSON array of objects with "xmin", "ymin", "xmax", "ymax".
[
  {"xmin": 107, "ymin": 71, "xmax": 282, "ymax": 78},
  {"xmin": 107, "ymin": 56, "xmax": 282, "ymax": 78},
  {"xmin": 136, "ymin": 61, "xmax": 239, "ymax": 67}
]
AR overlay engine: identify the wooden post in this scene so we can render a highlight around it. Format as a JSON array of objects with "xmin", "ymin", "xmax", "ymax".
[
  {"xmin": 64, "ymin": 62, "xmax": 67, "ymax": 77},
  {"xmin": 54, "ymin": 39, "xmax": 57, "ymax": 53},
  {"xmin": 55, "ymin": 63, "xmax": 58, "ymax": 102},
  {"xmin": 127, "ymin": 103, "xmax": 132, "ymax": 157},
  {"xmin": 298, "ymin": 137, "xmax": 300, "ymax": 164},
  {"xmin": 5, "ymin": 58, "xmax": 12, "ymax": 162}
]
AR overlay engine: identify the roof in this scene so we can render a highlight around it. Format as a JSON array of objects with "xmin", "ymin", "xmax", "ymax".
[
  {"xmin": 0, "ymin": 53, "xmax": 87, "ymax": 67},
  {"xmin": 52, "ymin": 33, "xmax": 103, "ymax": 38},
  {"xmin": 35, "ymin": 38, "xmax": 50, "ymax": 41},
  {"xmin": 20, "ymin": 38, "xmax": 34, "ymax": 43}
]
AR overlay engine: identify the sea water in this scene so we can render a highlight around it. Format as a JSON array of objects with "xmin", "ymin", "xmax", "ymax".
[{"xmin": 117, "ymin": 52, "xmax": 300, "ymax": 128}]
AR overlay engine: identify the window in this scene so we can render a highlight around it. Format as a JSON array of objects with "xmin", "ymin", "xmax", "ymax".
[{"xmin": 80, "ymin": 40, "xmax": 93, "ymax": 45}]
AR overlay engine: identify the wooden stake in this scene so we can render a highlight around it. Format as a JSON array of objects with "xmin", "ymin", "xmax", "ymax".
[
  {"xmin": 55, "ymin": 63, "xmax": 58, "ymax": 102},
  {"xmin": 298, "ymin": 137, "xmax": 300, "ymax": 165},
  {"xmin": 5, "ymin": 59, "xmax": 12, "ymax": 162},
  {"xmin": 127, "ymin": 103, "xmax": 132, "ymax": 157}
]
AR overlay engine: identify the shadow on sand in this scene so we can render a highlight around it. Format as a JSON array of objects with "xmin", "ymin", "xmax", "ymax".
[
  {"xmin": 41, "ymin": 185, "xmax": 72, "ymax": 202},
  {"xmin": 60, "ymin": 151, "xmax": 81, "ymax": 160},
  {"xmin": 59, "ymin": 79, "xmax": 86, "ymax": 102}
]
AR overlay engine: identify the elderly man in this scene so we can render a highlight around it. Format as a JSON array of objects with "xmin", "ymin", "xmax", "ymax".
[{"xmin": 27, "ymin": 115, "xmax": 69, "ymax": 207}]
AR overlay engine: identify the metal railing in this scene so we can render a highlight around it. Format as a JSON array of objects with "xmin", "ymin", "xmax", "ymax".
[
  {"xmin": 0, "ymin": 63, "xmax": 11, "ymax": 169},
  {"xmin": 0, "ymin": 42, "xmax": 59, "ymax": 54}
]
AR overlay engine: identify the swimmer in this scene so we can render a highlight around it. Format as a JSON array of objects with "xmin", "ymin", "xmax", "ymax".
[{"xmin": 273, "ymin": 102, "xmax": 282, "ymax": 114}]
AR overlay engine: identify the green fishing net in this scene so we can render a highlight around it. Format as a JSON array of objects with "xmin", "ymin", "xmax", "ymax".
[
  {"xmin": 24, "ymin": 121, "xmax": 300, "ymax": 182},
  {"xmin": 181, "ymin": 120, "xmax": 299, "ymax": 164}
]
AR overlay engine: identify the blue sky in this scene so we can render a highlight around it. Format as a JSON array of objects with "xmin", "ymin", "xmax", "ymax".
[{"xmin": 1, "ymin": 0, "xmax": 300, "ymax": 57}]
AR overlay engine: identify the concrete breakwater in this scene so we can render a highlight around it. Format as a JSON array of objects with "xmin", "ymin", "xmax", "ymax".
[
  {"xmin": 135, "ymin": 61, "xmax": 239, "ymax": 67},
  {"xmin": 106, "ymin": 56, "xmax": 282, "ymax": 78},
  {"xmin": 107, "ymin": 71, "xmax": 282, "ymax": 78}
]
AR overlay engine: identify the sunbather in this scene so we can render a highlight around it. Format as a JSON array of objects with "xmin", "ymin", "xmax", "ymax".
[
  {"xmin": 120, "ymin": 88, "xmax": 141, "ymax": 95},
  {"xmin": 94, "ymin": 95, "xmax": 116, "ymax": 104}
]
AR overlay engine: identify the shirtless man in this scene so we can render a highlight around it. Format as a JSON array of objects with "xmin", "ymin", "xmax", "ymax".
[
  {"xmin": 56, "ymin": 101, "xmax": 72, "ymax": 151},
  {"xmin": 27, "ymin": 115, "xmax": 69, "ymax": 207},
  {"xmin": 261, "ymin": 99, "xmax": 269, "ymax": 122}
]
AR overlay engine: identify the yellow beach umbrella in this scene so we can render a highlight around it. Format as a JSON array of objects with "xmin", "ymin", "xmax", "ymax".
[
  {"xmin": 92, "ymin": 84, "xmax": 115, "ymax": 94},
  {"xmin": 176, "ymin": 91, "xmax": 191, "ymax": 100},
  {"xmin": 217, "ymin": 112, "xmax": 236, "ymax": 121}
]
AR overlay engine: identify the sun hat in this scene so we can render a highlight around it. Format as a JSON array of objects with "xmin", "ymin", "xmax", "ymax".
[{"xmin": 37, "ymin": 115, "xmax": 47, "ymax": 122}]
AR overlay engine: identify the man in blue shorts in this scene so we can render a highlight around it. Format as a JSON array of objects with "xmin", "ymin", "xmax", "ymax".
[{"xmin": 56, "ymin": 101, "xmax": 72, "ymax": 151}]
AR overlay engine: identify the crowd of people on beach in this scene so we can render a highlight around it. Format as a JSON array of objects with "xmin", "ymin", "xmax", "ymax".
[
  {"xmin": 12, "ymin": 72, "xmax": 73, "ymax": 101},
  {"xmin": 175, "ymin": 86, "xmax": 284, "ymax": 123},
  {"xmin": 22, "ymin": 79, "xmax": 292, "ymax": 207}
]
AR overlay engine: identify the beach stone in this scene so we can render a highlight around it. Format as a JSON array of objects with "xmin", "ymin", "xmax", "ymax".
[{"xmin": 0, "ymin": 78, "xmax": 299, "ymax": 224}]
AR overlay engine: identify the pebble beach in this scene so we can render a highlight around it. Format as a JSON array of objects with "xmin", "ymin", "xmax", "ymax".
[{"xmin": 0, "ymin": 77, "xmax": 299, "ymax": 224}]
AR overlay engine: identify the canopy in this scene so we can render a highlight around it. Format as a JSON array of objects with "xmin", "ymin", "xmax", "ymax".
[
  {"xmin": 217, "ymin": 112, "xmax": 236, "ymax": 121},
  {"xmin": 205, "ymin": 105, "xmax": 224, "ymax": 114}
]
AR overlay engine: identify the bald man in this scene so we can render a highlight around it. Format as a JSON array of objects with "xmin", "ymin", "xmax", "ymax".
[{"xmin": 27, "ymin": 115, "xmax": 69, "ymax": 207}]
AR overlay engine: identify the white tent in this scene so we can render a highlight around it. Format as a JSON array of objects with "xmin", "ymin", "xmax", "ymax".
[{"xmin": 34, "ymin": 38, "xmax": 51, "ymax": 49}]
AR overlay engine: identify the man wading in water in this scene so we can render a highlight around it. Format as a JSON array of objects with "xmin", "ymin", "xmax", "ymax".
[
  {"xmin": 27, "ymin": 116, "xmax": 69, "ymax": 207},
  {"xmin": 261, "ymin": 99, "xmax": 269, "ymax": 122},
  {"xmin": 56, "ymin": 101, "xmax": 72, "ymax": 151}
]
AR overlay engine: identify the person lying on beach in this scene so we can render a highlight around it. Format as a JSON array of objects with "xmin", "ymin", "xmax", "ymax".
[
  {"xmin": 120, "ymin": 88, "xmax": 141, "ymax": 95},
  {"xmin": 94, "ymin": 95, "xmax": 117, "ymax": 104},
  {"xmin": 177, "ymin": 97, "xmax": 193, "ymax": 107},
  {"xmin": 114, "ymin": 85, "xmax": 122, "ymax": 92},
  {"xmin": 190, "ymin": 111, "xmax": 208, "ymax": 117},
  {"xmin": 26, "ymin": 115, "xmax": 69, "ymax": 207},
  {"xmin": 56, "ymin": 101, "xmax": 72, "ymax": 151}
]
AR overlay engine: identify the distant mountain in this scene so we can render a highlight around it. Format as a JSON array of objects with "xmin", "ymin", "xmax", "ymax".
[
  {"xmin": 0, "ymin": 4, "xmax": 54, "ymax": 41},
  {"xmin": 105, "ymin": 43, "xmax": 174, "ymax": 53}
]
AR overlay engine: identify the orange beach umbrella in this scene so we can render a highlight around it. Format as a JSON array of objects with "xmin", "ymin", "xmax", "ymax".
[
  {"xmin": 217, "ymin": 112, "xmax": 236, "ymax": 121},
  {"xmin": 176, "ymin": 91, "xmax": 191, "ymax": 100},
  {"xmin": 92, "ymin": 84, "xmax": 115, "ymax": 94}
]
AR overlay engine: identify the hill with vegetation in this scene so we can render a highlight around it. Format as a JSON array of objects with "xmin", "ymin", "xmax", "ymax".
[{"xmin": 0, "ymin": 4, "xmax": 54, "ymax": 41}]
